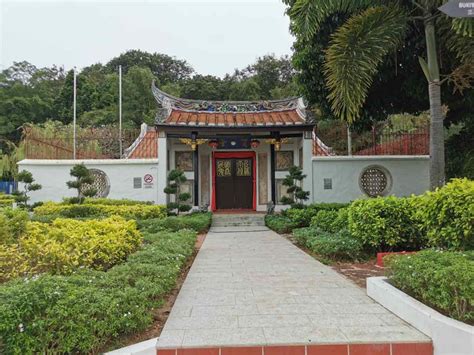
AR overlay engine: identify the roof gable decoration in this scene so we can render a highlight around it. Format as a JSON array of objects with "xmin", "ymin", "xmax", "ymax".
[{"xmin": 151, "ymin": 81, "xmax": 308, "ymax": 126}]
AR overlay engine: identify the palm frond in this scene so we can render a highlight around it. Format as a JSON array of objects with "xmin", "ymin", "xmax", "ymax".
[
  {"xmin": 324, "ymin": 5, "xmax": 408, "ymax": 123},
  {"xmin": 289, "ymin": 0, "xmax": 373, "ymax": 39},
  {"xmin": 451, "ymin": 18, "xmax": 474, "ymax": 37}
]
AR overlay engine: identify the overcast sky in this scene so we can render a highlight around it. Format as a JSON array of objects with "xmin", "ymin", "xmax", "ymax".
[{"xmin": 0, "ymin": 0, "xmax": 294, "ymax": 77}]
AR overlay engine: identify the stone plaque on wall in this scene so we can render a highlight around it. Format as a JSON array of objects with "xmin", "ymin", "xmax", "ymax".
[
  {"xmin": 276, "ymin": 179, "xmax": 292, "ymax": 205},
  {"xmin": 181, "ymin": 180, "xmax": 194, "ymax": 205},
  {"xmin": 175, "ymin": 151, "xmax": 193, "ymax": 171},
  {"xmin": 258, "ymin": 153, "xmax": 268, "ymax": 205},
  {"xmin": 276, "ymin": 151, "xmax": 294, "ymax": 171},
  {"xmin": 200, "ymin": 155, "xmax": 210, "ymax": 206}
]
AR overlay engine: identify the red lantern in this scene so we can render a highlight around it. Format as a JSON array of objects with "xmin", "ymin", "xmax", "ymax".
[
  {"xmin": 250, "ymin": 139, "xmax": 260, "ymax": 149},
  {"xmin": 208, "ymin": 140, "xmax": 219, "ymax": 149}
]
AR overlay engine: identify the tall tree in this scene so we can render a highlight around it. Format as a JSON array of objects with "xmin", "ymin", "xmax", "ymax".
[{"xmin": 286, "ymin": 0, "xmax": 473, "ymax": 188}]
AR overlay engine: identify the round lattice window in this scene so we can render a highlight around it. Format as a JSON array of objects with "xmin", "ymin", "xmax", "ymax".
[
  {"xmin": 359, "ymin": 165, "xmax": 392, "ymax": 197},
  {"xmin": 81, "ymin": 169, "xmax": 110, "ymax": 198}
]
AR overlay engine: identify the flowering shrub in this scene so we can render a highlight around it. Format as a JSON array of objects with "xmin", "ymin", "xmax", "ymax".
[
  {"xmin": 0, "ymin": 229, "xmax": 196, "ymax": 354},
  {"xmin": 34, "ymin": 202, "xmax": 167, "ymax": 220},
  {"xmin": 0, "ymin": 216, "xmax": 142, "ymax": 282},
  {"xmin": 386, "ymin": 250, "xmax": 474, "ymax": 324}
]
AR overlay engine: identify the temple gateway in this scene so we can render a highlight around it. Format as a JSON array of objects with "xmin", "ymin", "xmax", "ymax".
[
  {"xmin": 19, "ymin": 83, "xmax": 431, "ymax": 208},
  {"xmin": 151, "ymin": 82, "xmax": 314, "ymax": 211}
]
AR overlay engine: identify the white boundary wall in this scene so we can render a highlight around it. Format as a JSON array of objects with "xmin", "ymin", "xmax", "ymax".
[
  {"xmin": 17, "ymin": 159, "xmax": 159, "ymax": 204},
  {"xmin": 311, "ymin": 156, "xmax": 430, "ymax": 203},
  {"xmin": 368, "ymin": 277, "xmax": 474, "ymax": 355}
]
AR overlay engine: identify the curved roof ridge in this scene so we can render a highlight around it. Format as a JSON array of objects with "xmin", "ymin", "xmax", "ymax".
[{"xmin": 151, "ymin": 80, "xmax": 306, "ymax": 117}]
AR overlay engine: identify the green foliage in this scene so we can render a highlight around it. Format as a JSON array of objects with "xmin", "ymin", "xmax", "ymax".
[
  {"xmin": 12, "ymin": 170, "xmax": 42, "ymax": 209},
  {"xmin": 386, "ymin": 250, "xmax": 474, "ymax": 324},
  {"xmin": 265, "ymin": 214, "xmax": 298, "ymax": 234},
  {"xmin": 66, "ymin": 164, "xmax": 97, "ymax": 202},
  {"xmin": 284, "ymin": 202, "xmax": 348, "ymax": 228},
  {"xmin": 294, "ymin": 227, "xmax": 365, "ymax": 262},
  {"xmin": 81, "ymin": 198, "xmax": 153, "ymax": 206},
  {"xmin": 0, "ymin": 216, "xmax": 142, "ymax": 282},
  {"xmin": 0, "ymin": 228, "xmax": 196, "ymax": 354},
  {"xmin": 415, "ymin": 178, "xmax": 474, "ymax": 250},
  {"xmin": 280, "ymin": 166, "xmax": 310, "ymax": 206},
  {"xmin": 348, "ymin": 196, "xmax": 422, "ymax": 252},
  {"xmin": 164, "ymin": 169, "xmax": 192, "ymax": 215},
  {"xmin": 137, "ymin": 212, "xmax": 212, "ymax": 234},
  {"xmin": 310, "ymin": 208, "xmax": 348, "ymax": 233},
  {"xmin": 0, "ymin": 208, "xmax": 29, "ymax": 244},
  {"xmin": 0, "ymin": 193, "xmax": 15, "ymax": 208},
  {"xmin": 34, "ymin": 202, "xmax": 167, "ymax": 220}
]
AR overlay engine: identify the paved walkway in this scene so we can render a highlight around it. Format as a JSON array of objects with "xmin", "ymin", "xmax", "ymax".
[{"xmin": 157, "ymin": 221, "xmax": 431, "ymax": 354}]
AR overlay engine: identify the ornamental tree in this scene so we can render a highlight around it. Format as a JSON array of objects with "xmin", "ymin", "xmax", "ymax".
[
  {"xmin": 13, "ymin": 170, "xmax": 42, "ymax": 209},
  {"xmin": 164, "ymin": 169, "xmax": 191, "ymax": 215},
  {"xmin": 281, "ymin": 166, "xmax": 310, "ymax": 208},
  {"xmin": 66, "ymin": 164, "xmax": 97, "ymax": 204}
]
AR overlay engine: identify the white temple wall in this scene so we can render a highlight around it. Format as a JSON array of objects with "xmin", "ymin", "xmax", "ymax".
[
  {"xmin": 311, "ymin": 156, "xmax": 430, "ymax": 203},
  {"xmin": 17, "ymin": 159, "xmax": 160, "ymax": 204}
]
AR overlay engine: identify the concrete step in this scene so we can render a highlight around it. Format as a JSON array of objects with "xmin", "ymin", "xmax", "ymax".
[{"xmin": 211, "ymin": 213, "xmax": 265, "ymax": 227}]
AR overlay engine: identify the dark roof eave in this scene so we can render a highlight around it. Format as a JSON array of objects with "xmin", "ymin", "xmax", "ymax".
[{"xmin": 154, "ymin": 123, "xmax": 314, "ymax": 133}]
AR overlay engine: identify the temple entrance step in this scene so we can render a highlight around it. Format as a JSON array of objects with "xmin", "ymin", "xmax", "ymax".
[{"xmin": 211, "ymin": 213, "xmax": 265, "ymax": 227}]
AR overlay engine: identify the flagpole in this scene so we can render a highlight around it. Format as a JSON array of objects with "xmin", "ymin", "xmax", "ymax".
[
  {"xmin": 119, "ymin": 65, "xmax": 122, "ymax": 158},
  {"xmin": 73, "ymin": 67, "xmax": 77, "ymax": 160}
]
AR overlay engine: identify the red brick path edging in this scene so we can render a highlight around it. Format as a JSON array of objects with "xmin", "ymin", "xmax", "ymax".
[{"xmin": 157, "ymin": 342, "xmax": 433, "ymax": 355}]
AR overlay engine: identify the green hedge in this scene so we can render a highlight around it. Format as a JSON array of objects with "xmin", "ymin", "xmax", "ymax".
[
  {"xmin": 82, "ymin": 198, "xmax": 153, "ymax": 206},
  {"xmin": 265, "ymin": 214, "xmax": 298, "ymax": 233},
  {"xmin": 386, "ymin": 250, "xmax": 474, "ymax": 324},
  {"xmin": 348, "ymin": 196, "xmax": 423, "ymax": 252},
  {"xmin": 137, "ymin": 212, "xmax": 212, "ymax": 234},
  {"xmin": 310, "ymin": 208, "xmax": 348, "ymax": 233},
  {"xmin": 34, "ymin": 202, "xmax": 167, "ymax": 220},
  {"xmin": 0, "ymin": 229, "xmax": 196, "ymax": 354},
  {"xmin": 284, "ymin": 202, "xmax": 348, "ymax": 228},
  {"xmin": 294, "ymin": 227, "xmax": 365, "ymax": 262},
  {"xmin": 0, "ymin": 208, "xmax": 29, "ymax": 245},
  {"xmin": 0, "ymin": 193, "xmax": 14, "ymax": 207},
  {"xmin": 415, "ymin": 178, "xmax": 474, "ymax": 250}
]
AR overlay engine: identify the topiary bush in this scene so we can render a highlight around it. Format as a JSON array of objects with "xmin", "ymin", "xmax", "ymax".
[
  {"xmin": 415, "ymin": 178, "xmax": 474, "ymax": 250},
  {"xmin": 348, "ymin": 196, "xmax": 423, "ymax": 252},
  {"xmin": 0, "ymin": 229, "xmax": 196, "ymax": 354},
  {"xmin": 0, "ymin": 216, "xmax": 142, "ymax": 282},
  {"xmin": 294, "ymin": 227, "xmax": 365, "ymax": 262},
  {"xmin": 386, "ymin": 250, "xmax": 474, "ymax": 324}
]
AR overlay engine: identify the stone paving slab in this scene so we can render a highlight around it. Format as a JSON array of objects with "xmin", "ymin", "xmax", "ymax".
[{"xmin": 157, "ymin": 224, "xmax": 430, "ymax": 350}]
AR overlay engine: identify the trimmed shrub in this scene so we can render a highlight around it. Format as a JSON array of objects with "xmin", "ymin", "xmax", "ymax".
[
  {"xmin": 284, "ymin": 202, "xmax": 349, "ymax": 228},
  {"xmin": 0, "ymin": 229, "xmax": 196, "ymax": 354},
  {"xmin": 310, "ymin": 208, "xmax": 348, "ymax": 233},
  {"xmin": 82, "ymin": 198, "xmax": 153, "ymax": 206},
  {"xmin": 137, "ymin": 212, "xmax": 212, "ymax": 233},
  {"xmin": 34, "ymin": 202, "xmax": 167, "ymax": 220},
  {"xmin": 386, "ymin": 250, "xmax": 474, "ymax": 324},
  {"xmin": 0, "ymin": 208, "xmax": 29, "ymax": 244},
  {"xmin": 0, "ymin": 193, "xmax": 14, "ymax": 207},
  {"xmin": 294, "ymin": 227, "xmax": 365, "ymax": 262},
  {"xmin": 0, "ymin": 217, "xmax": 142, "ymax": 282},
  {"xmin": 265, "ymin": 214, "xmax": 298, "ymax": 233},
  {"xmin": 348, "ymin": 196, "xmax": 423, "ymax": 252},
  {"xmin": 415, "ymin": 178, "xmax": 474, "ymax": 250}
]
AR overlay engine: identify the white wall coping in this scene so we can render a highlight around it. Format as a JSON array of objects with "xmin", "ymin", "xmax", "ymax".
[
  {"xmin": 367, "ymin": 276, "xmax": 473, "ymax": 355},
  {"xmin": 312, "ymin": 155, "xmax": 429, "ymax": 161},
  {"xmin": 18, "ymin": 159, "xmax": 159, "ymax": 166},
  {"xmin": 105, "ymin": 337, "xmax": 157, "ymax": 355}
]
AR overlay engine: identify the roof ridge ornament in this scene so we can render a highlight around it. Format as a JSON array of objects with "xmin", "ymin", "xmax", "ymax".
[{"xmin": 151, "ymin": 80, "xmax": 306, "ymax": 117}]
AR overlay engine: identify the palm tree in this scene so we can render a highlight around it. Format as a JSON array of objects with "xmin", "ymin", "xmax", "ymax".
[{"xmin": 287, "ymin": 0, "xmax": 473, "ymax": 189}]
